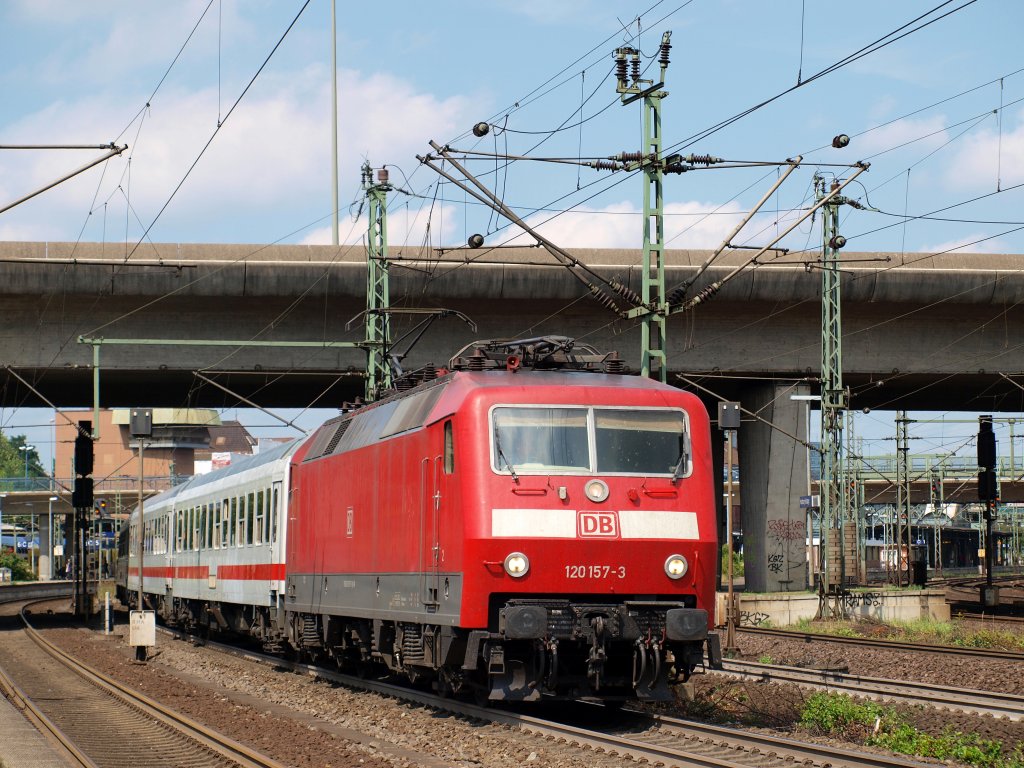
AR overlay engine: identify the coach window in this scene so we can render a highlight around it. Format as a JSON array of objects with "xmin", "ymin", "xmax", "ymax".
[
  {"xmin": 236, "ymin": 495, "xmax": 246, "ymax": 547},
  {"xmin": 254, "ymin": 490, "xmax": 265, "ymax": 545},
  {"xmin": 444, "ymin": 420, "xmax": 454, "ymax": 474},
  {"xmin": 246, "ymin": 492, "xmax": 255, "ymax": 545},
  {"xmin": 266, "ymin": 487, "xmax": 273, "ymax": 543},
  {"xmin": 271, "ymin": 486, "xmax": 279, "ymax": 543},
  {"xmin": 213, "ymin": 501, "xmax": 222, "ymax": 548},
  {"xmin": 228, "ymin": 497, "xmax": 237, "ymax": 547}
]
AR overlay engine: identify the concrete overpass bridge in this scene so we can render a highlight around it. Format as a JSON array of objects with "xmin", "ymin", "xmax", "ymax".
[{"xmin": 1, "ymin": 240, "xmax": 1022, "ymax": 592}]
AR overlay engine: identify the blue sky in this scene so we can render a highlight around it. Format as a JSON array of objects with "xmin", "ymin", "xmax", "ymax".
[{"xmin": 1, "ymin": 0, "xmax": 1022, "ymax": 470}]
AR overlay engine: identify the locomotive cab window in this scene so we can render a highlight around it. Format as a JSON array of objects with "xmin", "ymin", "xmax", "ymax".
[
  {"xmin": 490, "ymin": 405, "xmax": 689, "ymax": 477},
  {"xmin": 443, "ymin": 420, "xmax": 455, "ymax": 474}
]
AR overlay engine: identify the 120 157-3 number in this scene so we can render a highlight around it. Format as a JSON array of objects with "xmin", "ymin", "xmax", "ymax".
[{"xmin": 565, "ymin": 565, "xmax": 626, "ymax": 579}]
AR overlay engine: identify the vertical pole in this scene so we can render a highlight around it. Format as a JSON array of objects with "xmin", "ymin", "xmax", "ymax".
[
  {"xmin": 136, "ymin": 437, "xmax": 145, "ymax": 660},
  {"xmin": 363, "ymin": 163, "xmax": 392, "ymax": 401},
  {"xmin": 895, "ymin": 412, "xmax": 909, "ymax": 587},
  {"xmin": 725, "ymin": 428, "xmax": 737, "ymax": 650},
  {"xmin": 614, "ymin": 33, "xmax": 671, "ymax": 384},
  {"xmin": 92, "ymin": 343, "xmax": 100, "ymax": 440},
  {"xmin": 48, "ymin": 498, "xmax": 53, "ymax": 580},
  {"xmin": 935, "ymin": 471, "xmax": 942, "ymax": 575},
  {"xmin": 817, "ymin": 175, "xmax": 847, "ymax": 617},
  {"xmin": 330, "ymin": 0, "xmax": 339, "ymax": 247},
  {"xmin": 640, "ymin": 72, "xmax": 667, "ymax": 383}
]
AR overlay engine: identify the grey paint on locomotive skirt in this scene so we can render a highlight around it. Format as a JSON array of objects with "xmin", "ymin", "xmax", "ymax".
[{"xmin": 286, "ymin": 571, "xmax": 464, "ymax": 625}]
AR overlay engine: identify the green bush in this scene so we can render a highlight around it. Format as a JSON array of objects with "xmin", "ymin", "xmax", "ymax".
[
  {"xmin": 800, "ymin": 692, "xmax": 883, "ymax": 733},
  {"xmin": 800, "ymin": 692, "xmax": 1024, "ymax": 768},
  {"xmin": 0, "ymin": 552, "xmax": 33, "ymax": 581},
  {"xmin": 720, "ymin": 544, "xmax": 744, "ymax": 577}
]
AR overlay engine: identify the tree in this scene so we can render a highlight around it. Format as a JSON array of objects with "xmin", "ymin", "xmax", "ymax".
[
  {"xmin": 0, "ymin": 434, "xmax": 44, "ymax": 479},
  {"xmin": 0, "ymin": 552, "xmax": 33, "ymax": 581}
]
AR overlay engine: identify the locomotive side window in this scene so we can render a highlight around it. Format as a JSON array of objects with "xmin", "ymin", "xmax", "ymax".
[
  {"xmin": 491, "ymin": 406, "xmax": 689, "ymax": 477},
  {"xmin": 594, "ymin": 409, "xmax": 688, "ymax": 475},
  {"xmin": 444, "ymin": 420, "xmax": 454, "ymax": 474}
]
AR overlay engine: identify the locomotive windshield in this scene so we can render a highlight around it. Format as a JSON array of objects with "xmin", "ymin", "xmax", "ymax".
[{"xmin": 491, "ymin": 406, "xmax": 689, "ymax": 476}]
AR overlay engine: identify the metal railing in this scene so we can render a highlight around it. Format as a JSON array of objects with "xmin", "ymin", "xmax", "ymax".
[{"xmin": 0, "ymin": 475, "xmax": 187, "ymax": 494}]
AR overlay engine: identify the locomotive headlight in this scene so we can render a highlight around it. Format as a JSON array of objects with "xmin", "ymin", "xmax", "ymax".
[
  {"xmin": 504, "ymin": 552, "xmax": 530, "ymax": 578},
  {"xmin": 664, "ymin": 554, "xmax": 688, "ymax": 579},
  {"xmin": 584, "ymin": 478, "xmax": 609, "ymax": 503}
]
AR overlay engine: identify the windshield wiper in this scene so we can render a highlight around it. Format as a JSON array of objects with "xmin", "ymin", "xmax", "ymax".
[
  {"xmin": 671, "ymin": 431, "xmax": 690, "ymax": 485},
  {"xmin": 494, "ymin": 427, "xmax": 519, "ymax": 484}
]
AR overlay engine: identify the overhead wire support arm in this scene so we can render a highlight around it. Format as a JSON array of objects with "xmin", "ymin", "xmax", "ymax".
[
  {"xmin": 418, "ymin": 144, "xmax": 639, "ymax": 314},
  {"xmin": 668, "ymin": 156, "xmax": 803, "ymax": 305},
  {"xmin": 0, "ymin": 143, "xmax": 127, "ymax": 216},
  {"xmin": 77, "ymin": 335, "xmax": 366, "ymax": 437},
  {"xmin": 192, "ymin": 372, "xmax": 309, "ymax": 435},
  {"xmin": 668, "ymin": 162, "xmax": 870, "ymax": 315}
]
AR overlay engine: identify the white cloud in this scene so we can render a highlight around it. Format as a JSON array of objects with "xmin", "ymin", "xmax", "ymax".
[
  {"xmin": 917, "ymin": 233, "xmax": 1006, "ymax": 255},
  {"xmin": 499, "ymin": 200, "xmax": 746, "ymax": 249},
  {"xmin": 492, "ymin": 0, "xmax": 598, "ymax": 25},
  {"xmin": 943, "ymin": 109, "xmax": 1024, "ymax": 190},
  {"xmin": 856, "ymin": 115, "xmax": 950, "ymax": 158},
  {"xmin": 300, "ymin": 202, "xmax": 462, "ymax": 248},
  {"xmin": 0, "ymin": 66, "xmax": 476, "ymax": 243}
]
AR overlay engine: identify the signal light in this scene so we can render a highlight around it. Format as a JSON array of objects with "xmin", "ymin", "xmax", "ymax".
[
  {"xmin": 978, "ymin": 415, "xmax": 996, "ymax": 468},
  {"xmin": 829, "ymin": 234, "xmax": 847, "ymax": 250},
  {"xmin": 72, "ymin": 476, "xmax": 93, "ymax": 509},
  {"xmin": 472, "ymin": 122, "xmax": 490, "ymax": 137},
  {"xmin": 74, "ymin": 424, "xmax": 93, "ymax": 477},
  {"xmin": 978, "ymin": 468, "xmax": 998, "ymax": 501},
  {"xmin": 832, "ymin": 134, "xmax": 850, "ymax": 148}
]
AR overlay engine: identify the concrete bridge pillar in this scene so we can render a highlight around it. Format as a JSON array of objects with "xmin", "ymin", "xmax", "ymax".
[
  {"xmin": 737, "ymin": 381, "xmax": 811, "ymax": 593},
  {"xmin": 38, "ymin": 514, "xmax": 52, "ymax": 581}
]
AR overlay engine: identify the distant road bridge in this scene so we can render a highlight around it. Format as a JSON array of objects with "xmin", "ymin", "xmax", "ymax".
[{"xmin": 2, "ymin": 240, "xmax": 1022, "ymax": 592}]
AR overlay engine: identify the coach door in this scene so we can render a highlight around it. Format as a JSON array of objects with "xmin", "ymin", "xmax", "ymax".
[{"xmin": 419, "ymin": 454, "xmax": 442, "ymax": 609}]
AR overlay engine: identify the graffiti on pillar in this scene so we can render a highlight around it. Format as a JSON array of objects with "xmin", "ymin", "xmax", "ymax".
[
  {"xmin": 841, "ymin": 591, "xmax": 884, "ymax": 610},
  {"xmin": 766, "ymin": 518, "xmax": 806, "ymax": 577}
]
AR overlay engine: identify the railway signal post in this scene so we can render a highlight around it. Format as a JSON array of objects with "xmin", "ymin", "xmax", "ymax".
[
  {"xmin": 720, "ymin": 401, "xmax": 741, "ymax": 652},
  {"xmin": 978, "ymin": 415, "xmax": 999, "ymax": 607},
  {"xmin": 131, "ymin": 408, "xmax": 153, "ymax": 661}
]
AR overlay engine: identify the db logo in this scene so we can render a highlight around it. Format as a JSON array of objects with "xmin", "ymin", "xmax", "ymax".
[{"xmin": 579, "ymin": 512, "xmax": 618, "ymax": 538}]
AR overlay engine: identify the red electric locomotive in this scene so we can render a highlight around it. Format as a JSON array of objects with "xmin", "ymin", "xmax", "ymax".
[{"xmin": 285, "ymin": 338, "xmax": 721, "ymax": 702}]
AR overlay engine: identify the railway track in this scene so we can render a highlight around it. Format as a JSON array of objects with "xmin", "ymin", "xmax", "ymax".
[
  {"xmin": 738, "ymin": 625, "xmax": 1024, "ymax": 661},
  {"xmin": 718, "ymin": 658, "xmax": 1024, "ymax": 720},
  {"xmin": 955, "ymin": 610, "xmax": 1024, "ymax": 625},
  {"xmin": 158, "ymin": 626, "xmax": 936, "ymax": 768},
  {"xmin": 0, "ymin": 601, "xmax": 287, "ymax": 768}
]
